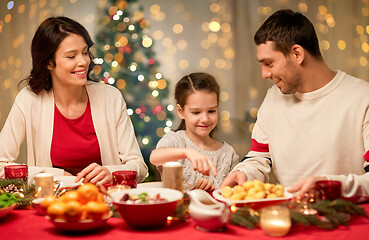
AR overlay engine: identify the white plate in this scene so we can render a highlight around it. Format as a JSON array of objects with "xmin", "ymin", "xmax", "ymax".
[
  {"xmin": 212, "ymin": 187, "xmax": 294, "ymax": 205},
  {"xmin": 54, "ymin": 176, "xmax": 83, "ymax": 189},
  {"xmin": 137, "ymin": 181, "xmax": 193, "ymax": 192}
]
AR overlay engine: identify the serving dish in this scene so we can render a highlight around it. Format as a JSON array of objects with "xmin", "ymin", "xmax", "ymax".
[
  {"xmin": 45, "ymin": 211, "xmax": 112, "ymax": 232},
  {"xmin": 212, "ymin": 188, "xmax": 294, "ymax": 209},
  {"xmin": 111, "ymin": 188, "xmax": 183, "ymax": 229},
  {"xmin": 137, "ymin": 181, "xmax": 193, "ymax": 192},
  {"xmin": 0, "ymin": 203, "xmax": 16, "ymax": 219}
]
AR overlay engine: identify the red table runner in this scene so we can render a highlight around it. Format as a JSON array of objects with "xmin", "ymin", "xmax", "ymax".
[{"xmin": 1, "ymin": 204, "xmax": 369, "ymax": 240}]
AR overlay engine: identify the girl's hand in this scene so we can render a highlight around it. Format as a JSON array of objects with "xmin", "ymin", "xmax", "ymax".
[
  {"xmin": 75, "ymin": 163, "xmax": 113, "ymax": 185},
  {"xmin": 184, "ymin": 148, "xmax": 217, "ymax": 176},
  {"xmin": 194, "ymin": 177, "xmax": 215, "ymax": 192}
]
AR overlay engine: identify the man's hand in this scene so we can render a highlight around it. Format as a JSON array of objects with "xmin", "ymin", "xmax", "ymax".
[
  {"xmin": 288, "ymin": 176, "xmax": 328, "ymax": 198},
  {"xmin": 219, "ymin": 170, "xmax": 247, "ymax": 188}
]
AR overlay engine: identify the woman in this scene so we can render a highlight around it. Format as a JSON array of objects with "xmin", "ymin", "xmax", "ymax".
[{"xmin": 0, "ymin": 16, "xmax": 148, "ymax": 184}]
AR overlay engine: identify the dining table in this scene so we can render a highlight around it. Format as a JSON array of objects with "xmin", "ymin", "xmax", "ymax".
[{"xmin": 1, "ymin": 203, "xmax": 369, "ymax": 240}]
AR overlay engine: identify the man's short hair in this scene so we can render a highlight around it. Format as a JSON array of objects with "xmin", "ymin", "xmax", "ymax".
[{"xmin": 254, "ymin": 9, "xmax": 322, "ymax": 58}]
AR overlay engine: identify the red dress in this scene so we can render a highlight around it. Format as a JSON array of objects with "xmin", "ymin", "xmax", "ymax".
[{"xmin": 51, "ymin": 101, "xmax": 101, "ymax": 175}]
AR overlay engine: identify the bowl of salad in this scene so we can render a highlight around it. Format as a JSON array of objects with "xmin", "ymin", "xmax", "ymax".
[
  {"xmin": 111, "ymin": 188, "xmax": 183, "ymax": 229},
  {"xmin": 0, "ymin": 192, "xmax": 18, "ymax": 219}
]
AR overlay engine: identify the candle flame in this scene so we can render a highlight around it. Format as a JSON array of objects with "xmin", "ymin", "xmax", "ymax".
[{"xmin": 231, "ymin": 204, "xmax": 238, "ymax": 212}]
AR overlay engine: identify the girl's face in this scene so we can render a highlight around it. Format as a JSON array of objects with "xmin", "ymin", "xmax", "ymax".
[
  {"xmin": 177, "ymin": 90, "xmax": 219, "ymax": 138},
  {"xmin": 48, "ymin": 33, "xmax": 90, "ymax": 89}
]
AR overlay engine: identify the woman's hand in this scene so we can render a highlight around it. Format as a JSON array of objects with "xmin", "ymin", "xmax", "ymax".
[
  {"xmin": 75, "ymin": 163, "xmax": 113, "ymax": 185},
  {"xmin": 64, "ymin": 170, "xmax": 73, "ymax": 176},
  {"xmin": 184, "ymin": 148, "xmax": 217, "ymax": 176},
  {"xmin": 194, "ymin": 177, "xmax": 215, "ymax": 192}
]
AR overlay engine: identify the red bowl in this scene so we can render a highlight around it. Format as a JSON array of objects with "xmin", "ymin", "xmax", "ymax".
[{"xmin": 111, "ymin": 188, "xmax": 183, "ymax": 229}]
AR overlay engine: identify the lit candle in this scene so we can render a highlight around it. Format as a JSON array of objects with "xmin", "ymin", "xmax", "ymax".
[
  {"xmin": 107, "ymin": 184, "xmax": 130, "ymax": 195},
  {"xmin": 35, "ymin": 173, "xmax": 54, "ymax": 198},
  {"xmin": 162, "ymin": 161, "xmax": 183, "ymax": 192},
  {"xmin": 260, "ymin": 205, "xmax": 291, "ymax": 237}
]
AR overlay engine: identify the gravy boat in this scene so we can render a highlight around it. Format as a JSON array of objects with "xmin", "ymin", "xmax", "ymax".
[{"xmin": 187, "ymin": 189, "xmax": 230, "ymax": 231}]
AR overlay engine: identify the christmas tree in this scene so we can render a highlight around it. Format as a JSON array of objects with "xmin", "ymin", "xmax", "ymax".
[{"xmin": 92, "ymin": 0, "xmax": 174, "ymax": 180}]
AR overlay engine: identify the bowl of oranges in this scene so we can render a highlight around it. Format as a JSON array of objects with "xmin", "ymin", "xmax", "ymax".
[{"xmin": 41, "ymin": 183, "xmax": 111, "ymax": 232}]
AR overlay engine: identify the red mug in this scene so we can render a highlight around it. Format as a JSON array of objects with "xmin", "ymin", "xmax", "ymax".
[
  {"xmin": 315, "ymin": 180, "xmax": 342, "ymax": 200},
  {"xmin": 112, "ymin": 170, "xmax": 137, "ymax": 188},
  {"xmin": 4, "ymin": 165, "xmax": 29, "ymax": 182}
]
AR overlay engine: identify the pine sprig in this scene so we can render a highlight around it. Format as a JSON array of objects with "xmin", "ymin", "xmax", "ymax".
[
  {"xmin": 230, "ymin": 199, "xmax": 369, "ymax": 230},
  {"xmin": 230, "ymin": 206, "xmax": 260, "ymax": 229},
  {"xmin": 0, "ymin": 179, "xmax": 36, "ymax": 207}
]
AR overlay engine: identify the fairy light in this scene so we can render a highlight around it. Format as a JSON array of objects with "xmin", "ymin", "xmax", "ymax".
[
  {"xmin": 108, "ymin": 77, "xmax": 115, "ymax": 85},
  {"xmin": 113, "ymin": 14, "xmax": 120, "ymax": 21},
  {"xmin": 138, "ymin": 74, "xmax": 144, "ymax": 81},
  {"xmin": 155, "ymin": 72, "xmax": 162, "ymax": 79},
  {"xmin": 166, "ymin": 120, "xmax": 173, "ymax": 127},
  {"xmin": 142, "ymin": 137, "xmax": 149, "ymax": 145},
  {"xmin": 142, "ymin": 36, "xmax": 153, "ymax": 48},
  {"xmin": 111, "ymin": 61, "xmax": 118, "ymax": 67},
  {"xmin": 152, "ymin": 90, "xmax": 159, "ymax": 97},
  {"xmin": 127, "ymin": 109, "xmax": 133, "ymax": 115},
  {"xmin": 167, "ymin": 104, "xmax": 174, "ymax": 111}
]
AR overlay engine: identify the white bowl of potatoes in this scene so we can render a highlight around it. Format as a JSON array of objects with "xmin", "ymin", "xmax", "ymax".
[{"xmin": 213, "ymin": 179, "xmax": 294, "ymax": 209}]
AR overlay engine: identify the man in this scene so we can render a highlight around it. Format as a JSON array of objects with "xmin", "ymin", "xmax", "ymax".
[{"xmin": 220, "ymin": 9, "xmax": 369, "ymax": 202}]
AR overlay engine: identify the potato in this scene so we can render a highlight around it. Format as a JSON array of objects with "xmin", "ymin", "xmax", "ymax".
[
  {"xmin": 221, "ymin": 186, "xmax": 233, "ymax": 198},
  {"xmin": 242, "ymin": 181, "xmax": 254, "ymax": 191}
]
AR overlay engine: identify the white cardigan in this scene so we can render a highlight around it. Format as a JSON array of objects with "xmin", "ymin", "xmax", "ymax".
[{"xmin": 0, "ymin": 82, "xmax": 148, "ymax": 182}]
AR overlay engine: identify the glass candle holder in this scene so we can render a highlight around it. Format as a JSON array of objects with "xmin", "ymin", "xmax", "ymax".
[
  {"xmin": 260, "ymin": 205, "xmax": 291, "ymax": 237},
  {"xmin": 35, "ymin": 173, "xmax": 54, "ymax": 198},
  {"xmin": 107, "ymin": 184, "xmax": 131, "ymax": 195},
  {"xmin": 315, "ymin": 180, "xmax": 342, "ymax": 200},
  {"xmin": 4, "ymin": 165, "xmax": 28, "ymax": 181},
  {"xmin": 112, "ymin": 170, "xmax": 137, "ymax": 188}
]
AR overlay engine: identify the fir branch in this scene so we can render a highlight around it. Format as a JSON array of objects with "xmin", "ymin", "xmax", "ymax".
[{"xmin": 230, "ymin": 198, "xmax": 369, "ymax": 230}]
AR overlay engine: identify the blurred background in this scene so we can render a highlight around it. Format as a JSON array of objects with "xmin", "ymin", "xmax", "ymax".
[{"xmin": 0, "ymin": 0, "xmax": 368, "ymax": 180}]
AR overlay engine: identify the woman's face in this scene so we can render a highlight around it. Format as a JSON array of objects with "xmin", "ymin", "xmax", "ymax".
[
  {"xmin": 48, "ymin": 33, "xmax": 90, "ymax": 89},
  {"xmin": 177, "ymin": 90, "xmax": 219, "ymax": 139}
]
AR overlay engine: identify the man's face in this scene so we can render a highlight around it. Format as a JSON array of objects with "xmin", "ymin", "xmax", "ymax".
[{"xmin": 256, "ymin": 41, "xmax": 301, "ymax": 94}]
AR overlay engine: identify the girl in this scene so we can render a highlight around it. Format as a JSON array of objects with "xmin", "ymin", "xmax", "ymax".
[
  {"xmin": 0, "ymin": 17, "xmax": 148, "ymax": 184},
  {"xmin": 150, "ymin": 72, "xmax": 239, "ymax": 191}
]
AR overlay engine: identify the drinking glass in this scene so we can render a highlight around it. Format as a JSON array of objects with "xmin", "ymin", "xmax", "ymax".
[{"xmin": 112, "ymin": 170, "xmax": 137, "ymax": 188}]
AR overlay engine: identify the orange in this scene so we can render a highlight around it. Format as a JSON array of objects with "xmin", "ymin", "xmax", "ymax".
[
  {"xmin": 41, "ymin": 195, "xmax": 57, "ymax": 209},
  {"xmin": 47, "ymin": 202, "xmax": 66, "ymax": 220},
  {"xmin": 96, "ymin": 193, "xmax": 105, "ymax": 203},
  {"xmin": 77, "ymin": 183, "xmax": 99, "ymax": 204},
  {"xmin": 59, "ymin": 190, "xmax": 80, "ymax": 203},
  {"xmin": 85, "ymin": 201, "xmax": 109, "ymax": 220},
  {"xmin": 64, "ymin": 200, "xmax": 83, "ymax": 222}
]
